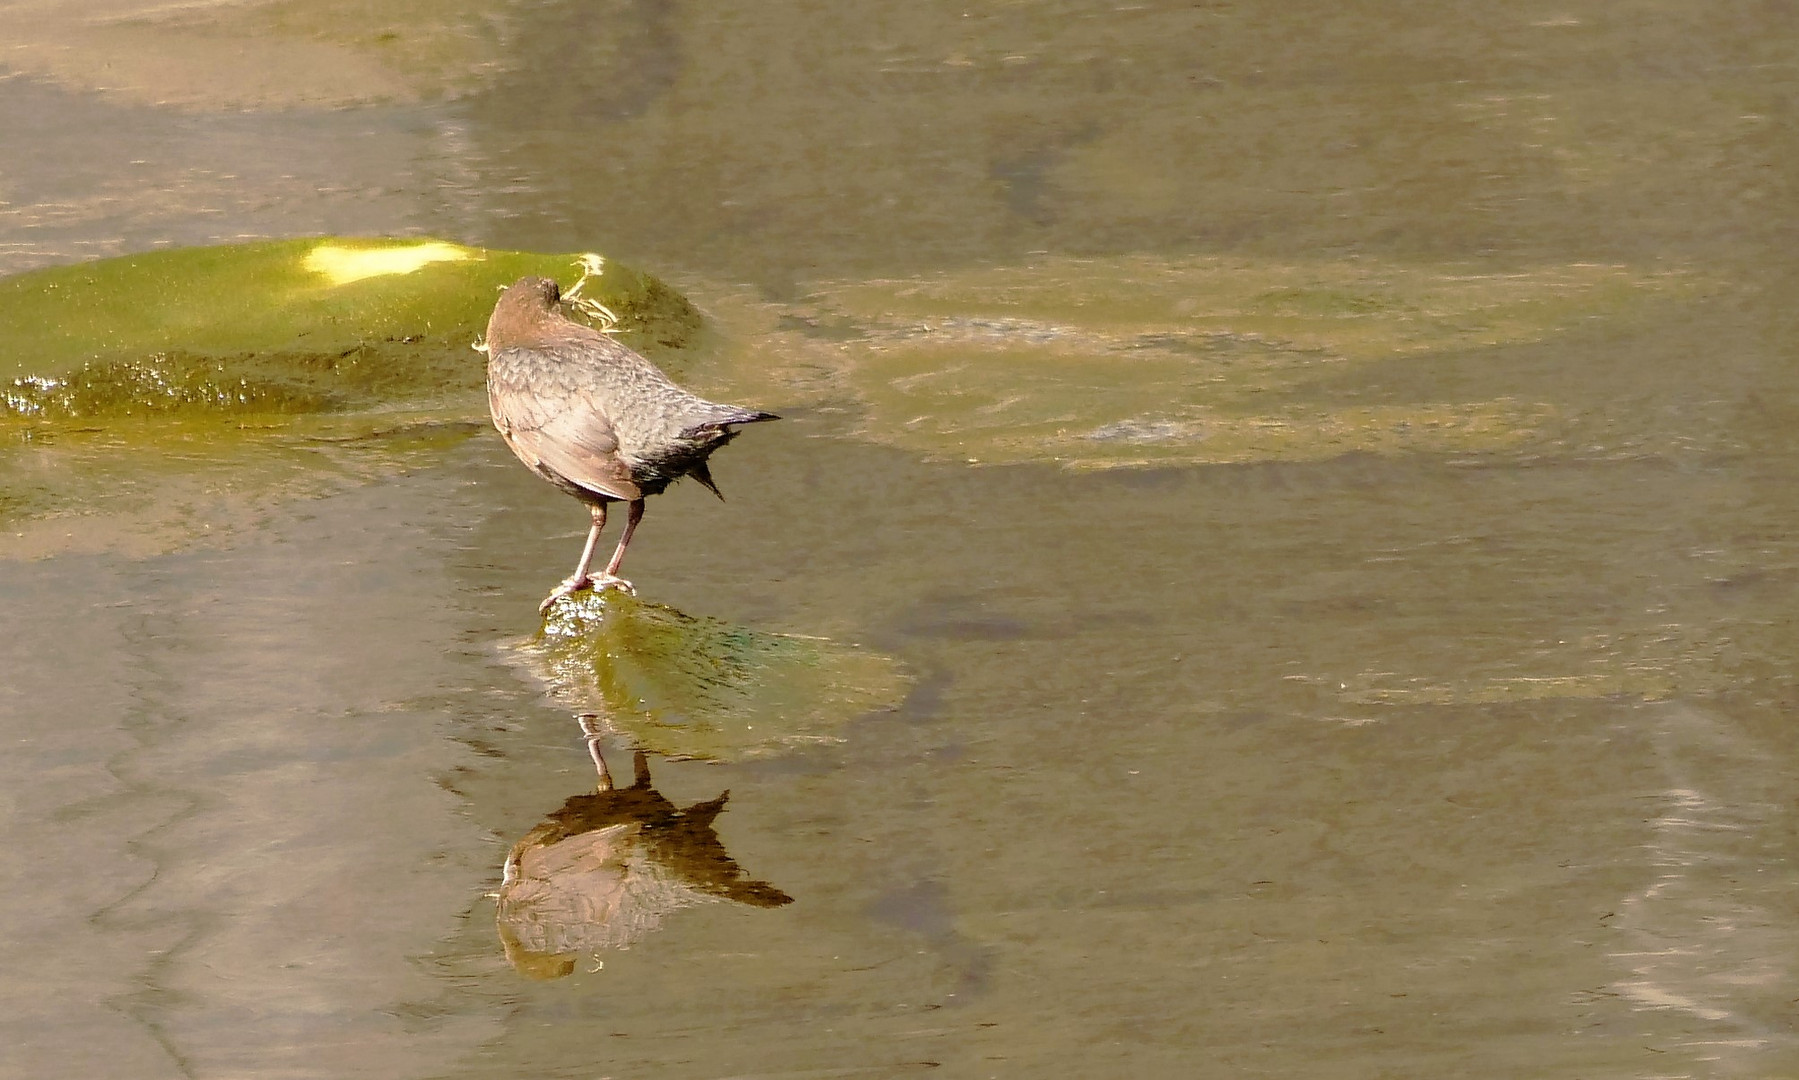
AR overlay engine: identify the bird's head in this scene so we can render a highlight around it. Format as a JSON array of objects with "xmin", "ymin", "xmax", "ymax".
[{"xmin": 485, "ymin": 276, "xmax": 567, "ymax": 352}]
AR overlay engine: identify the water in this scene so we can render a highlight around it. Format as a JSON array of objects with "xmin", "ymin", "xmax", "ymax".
[{"xmin": 5, "ymin": 2, "xmax": 1799, "ymax": 1077}]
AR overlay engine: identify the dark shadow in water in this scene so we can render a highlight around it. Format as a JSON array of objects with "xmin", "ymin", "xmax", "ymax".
[
  {"xmin": 496, "ymin": 716, "xmax": 791, "ymax": 980},
  {"xmin": 866, "ymin": 878, "xmax": 993, "ymax": 1005}
]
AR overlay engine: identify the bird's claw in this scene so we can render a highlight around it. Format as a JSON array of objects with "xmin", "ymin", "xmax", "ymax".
[
  {"xmin": 538, "ymin": 573, "xmax": 636, "ymax": 614},
  {"xmin": 538, "ymin": 578, "xmax": 585, "ymax": 615},
  {"xmin": 591, "ymin": 573, "xmax": 636, "ymax": 597}
]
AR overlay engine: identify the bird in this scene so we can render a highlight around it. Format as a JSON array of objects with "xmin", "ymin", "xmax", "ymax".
[{"xmin": 484, "ymin": 275, "xmax": 777, "ymax": 613}]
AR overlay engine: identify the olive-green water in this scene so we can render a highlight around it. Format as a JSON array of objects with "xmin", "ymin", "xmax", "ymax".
[{"xmin": 6, "ymin": 3, "xmax": 1799, "ymax": 1077}]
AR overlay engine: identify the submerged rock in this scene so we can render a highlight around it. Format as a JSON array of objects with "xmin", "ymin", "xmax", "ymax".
[
  {"xmin": 513, "ymin": 589, "xmax": 912, "ymax": 762},
  {"xmin": 0, "ymin": 0, "xmax": 526, "ymax": 109},
  {"xmin": 693, "ymin": 253, "xmax": 1714, "ymax": 468}
]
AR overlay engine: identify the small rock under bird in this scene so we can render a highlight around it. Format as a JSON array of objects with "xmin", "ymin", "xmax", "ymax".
[{"xmin": 484, "ymin": 276, "xmax": 777, "ymax": 612}]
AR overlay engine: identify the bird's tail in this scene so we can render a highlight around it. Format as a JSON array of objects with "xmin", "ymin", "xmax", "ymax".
[
  {"xmin": 716, "ymin": 406, "xmax": 779, "ymax": 426},
  {"xmin": 678, "ymin": 405, "xmax": 779, "ymax": 441},
  {"xmin": 682, "ymin": 405, "xmax": 777, "ymax": 501},
  {"xmin": 692, "ymin": 461, "xmax": 726, "ymax": 500}
]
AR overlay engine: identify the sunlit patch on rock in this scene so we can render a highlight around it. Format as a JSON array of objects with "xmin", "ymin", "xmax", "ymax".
[{"xmin": 301, "ymin": 241, "xmax": 475, "ymax": 285}]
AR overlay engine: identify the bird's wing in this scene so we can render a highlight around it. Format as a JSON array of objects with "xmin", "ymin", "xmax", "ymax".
[
  {"xmin": 507, "ymin": 418, "xmax": 643, "ymax": 502},
  {"xmin": 490, "ymin": 347, "xmax": 643, "ymax": 502}
]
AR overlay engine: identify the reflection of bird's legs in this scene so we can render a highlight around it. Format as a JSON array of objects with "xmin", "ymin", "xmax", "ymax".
[
  {"xmin": 578, "ymin": 713, "xmax": 614, "ymax": 792},
  {"xmin": 576, "ymin": 716, "xmax": 653, "ymax": 793}
]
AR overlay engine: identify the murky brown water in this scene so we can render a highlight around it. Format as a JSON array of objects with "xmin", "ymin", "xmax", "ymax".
[{"xmin": 6, "ymin": 2, "xmax": 1799, "ymax": 1077}]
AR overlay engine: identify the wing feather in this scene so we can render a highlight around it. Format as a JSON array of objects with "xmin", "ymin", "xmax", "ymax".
[{"xmin": 489, "ymin": 347, "xmax": 642, "ymax": 502}]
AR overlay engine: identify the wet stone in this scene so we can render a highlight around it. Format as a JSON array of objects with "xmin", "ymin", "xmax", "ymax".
[{"xmin": 513, "ymin": 589, "xmax": 913, "ymax": 763}]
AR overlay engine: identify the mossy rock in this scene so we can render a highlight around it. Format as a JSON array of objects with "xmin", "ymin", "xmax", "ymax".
[
  {"xmin": 515, "ymin": 590, "xmax": 913, "ymax": 762},
  {"xmin": 0, "ymin": 237, "xmax": 699, "ymax": 423},
  {"xmin": 0, "ymin": 238, "xmax": 703, "ymax": 556}
]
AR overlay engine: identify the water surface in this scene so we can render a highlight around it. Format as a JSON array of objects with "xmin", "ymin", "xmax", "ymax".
[{"xmin": 4, "ymin": 3, "xmax": 1799, "ymax": 1078}]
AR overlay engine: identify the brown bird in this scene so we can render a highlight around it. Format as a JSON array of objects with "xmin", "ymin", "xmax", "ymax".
[{"xmin": 485, "ymin": 276, "xmax": 777, "ymax": 612}]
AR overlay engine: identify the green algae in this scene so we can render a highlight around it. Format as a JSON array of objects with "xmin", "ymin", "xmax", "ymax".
[
  {"xmin": 696, "ymin": 255, "xmax": 1711, "ymax": 468},
  {"xmin": 515, "ymin": 590, "xmax": 913, "ymax": 763}
]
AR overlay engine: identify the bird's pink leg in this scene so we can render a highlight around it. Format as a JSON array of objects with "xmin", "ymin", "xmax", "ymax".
[
  {"xmin": 539, "ymin": 503, "xmax": 609, "ymax": 613},
  {"xmin": 603, "ymin": 500, "xmax": 644, "ymax": 577},
  {"xmin": 589, "ymin": 499, "xmax": 643, "ymax": 596}
]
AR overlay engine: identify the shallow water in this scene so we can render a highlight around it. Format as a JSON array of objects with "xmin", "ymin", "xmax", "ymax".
[{"xmin": 6, "ymin": 3, "xmax": 1799, "ymax": 1078}]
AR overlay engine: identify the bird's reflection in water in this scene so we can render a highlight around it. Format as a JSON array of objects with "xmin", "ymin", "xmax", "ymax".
[{"xmin": 496, "ymin": 716, "xmax": 792, "ymax": 979}]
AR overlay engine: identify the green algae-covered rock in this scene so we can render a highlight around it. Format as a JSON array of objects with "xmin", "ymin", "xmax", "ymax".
[
  {"xmin": 0, "ymin": 238, "xmax": 702, "ymax": 557},
  {"xmin": 0, "ymin": 237, "xmax": 698, "ymax": 422},
  {"xmin": 514, "ymin": 590, "xmax": 913, "ymax": 762}
]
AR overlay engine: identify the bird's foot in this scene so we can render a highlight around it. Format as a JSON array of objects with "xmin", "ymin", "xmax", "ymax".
[
  {"xmin": 538, "ymin": 574, "xmax": 592, "ymax": 614},
  {"xmin": 591, "ymin": 573, "xmax": 636, "ymax": 597},
  {"xmin": 538, "ymin": 573, "xmax": 636, "ymax": 614}
]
